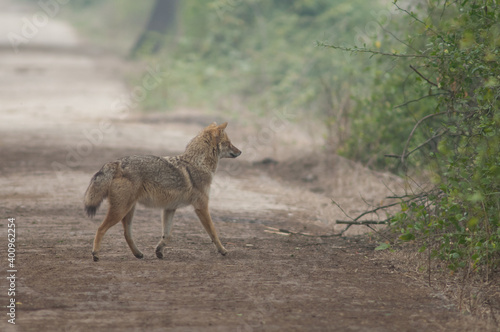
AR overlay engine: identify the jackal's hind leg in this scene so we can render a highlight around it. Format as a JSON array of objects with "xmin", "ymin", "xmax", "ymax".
[
  {"xmin": 122, "ymin": 204, "xmax": 143, "ymax": 259},
  {"xmin": 92, "ymin": 205, "xmax": 131, "ymax": 262},
  {"xmin": 155, "ymin": 209, "xmax": 176, "ymax": 259}
]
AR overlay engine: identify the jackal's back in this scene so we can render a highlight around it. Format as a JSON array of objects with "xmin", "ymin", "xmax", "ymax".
[{"xmin": 120, "ymin": 155, "xmax": 203, "ymax": 209}]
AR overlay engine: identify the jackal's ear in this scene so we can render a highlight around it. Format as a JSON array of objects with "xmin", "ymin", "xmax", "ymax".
[
  {"xmin": 213, "ymin": 122, "xmax": 227, "ymax": 143},
  {"xmin": 207, "ymin": 122, "xmax": 218, "ymax": 130},
  {"xmin": 218, "ymin": 122, "xmax": 228, "ymax": 131}
]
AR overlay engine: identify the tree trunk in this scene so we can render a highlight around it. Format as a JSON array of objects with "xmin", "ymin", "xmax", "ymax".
[{"xmin": 130, "ymin": 0, "xmax": 178, "ymax": 58}]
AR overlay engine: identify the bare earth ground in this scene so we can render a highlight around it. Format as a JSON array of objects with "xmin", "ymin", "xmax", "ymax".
[{"xmin": 0, "ymin": 2, "xmax": 497, "ymax": 331}]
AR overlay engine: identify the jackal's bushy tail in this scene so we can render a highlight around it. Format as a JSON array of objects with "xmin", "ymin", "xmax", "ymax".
[{"xmin": 84, "ymin": 162, "xmax": 117, "ymax": 218}]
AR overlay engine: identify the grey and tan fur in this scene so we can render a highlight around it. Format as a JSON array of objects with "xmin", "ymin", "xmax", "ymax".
[{"xmin": 84, "ymin": 122, "xmax": 241, "ymax": 261}]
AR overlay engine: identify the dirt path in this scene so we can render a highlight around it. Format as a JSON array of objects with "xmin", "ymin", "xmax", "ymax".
[{"xmin": 0, "ymin": 1, "xmax": 492, "ymax": 331}]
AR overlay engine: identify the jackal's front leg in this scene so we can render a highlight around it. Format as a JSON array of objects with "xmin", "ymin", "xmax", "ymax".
[
  {"xmin": 194, "ymin": 206, "xmax": 228, "ymax": 255},
  {"xmin": 155, "ymin": 209, "xmax": 176, "ymax": 259}
]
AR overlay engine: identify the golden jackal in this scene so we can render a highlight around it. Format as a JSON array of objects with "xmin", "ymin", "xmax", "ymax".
[{"xmin": 84, "ymin": 122, "xmax": 241, "ymax": 261}]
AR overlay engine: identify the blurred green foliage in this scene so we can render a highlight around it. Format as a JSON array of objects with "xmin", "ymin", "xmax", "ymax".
[{"xmin": 139, "ymin": 0, "xmax": 385, "ymax": 147}]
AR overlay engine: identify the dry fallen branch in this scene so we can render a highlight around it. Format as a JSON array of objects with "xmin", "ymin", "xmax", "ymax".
[
  {"xmin": 336, "ymin": 220, "xmax": 389, "ymax": 225},
  {"xmin": 264, "ymin": 227, "xmax": 339, "ymax": 238},
  {"xmin": 333, "ymin": 192, "xmax": 434, "ymax": 236}
]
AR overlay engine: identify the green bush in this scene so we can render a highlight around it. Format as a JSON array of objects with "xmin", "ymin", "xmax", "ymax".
[{"xmin": 327, "ymin": 0, "xmax": 499, "ymax": 274}]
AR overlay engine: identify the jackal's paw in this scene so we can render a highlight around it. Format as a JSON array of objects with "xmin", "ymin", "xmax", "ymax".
[
  {"xmin": 155, "ymin": 248, "xmax": 164, "ymax": 259},
  {"xmin": 134, "ymin": 252, "xmax": 144, "ymax": 259},
  {"xmin": 92, "ymin": 252, "xmax": 99, "ymax": 262},
  {"xmin": 219, "ymin": 248, "xmax": 228, "ymax": 256}
]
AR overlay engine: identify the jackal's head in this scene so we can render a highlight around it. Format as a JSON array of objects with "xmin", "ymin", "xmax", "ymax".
[{"xmin": 209, "ymin": 122, "xmax": 241, "ymax": 159}]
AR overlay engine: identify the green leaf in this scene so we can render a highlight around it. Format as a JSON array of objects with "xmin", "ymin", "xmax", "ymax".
[
  {"xmin": 467, "ymin": 217, "xmax": 479, "ymax": 230},
  {"xmin": 468, "ymin": 192, "xmax": 484, "ymax": 203},
  {"xmin": 399, "ymin": 233, "xmax": 415, "ymax": 241},
  {"xmin": 375, "ymin": 243, "xmax": 391, "ymax": 251}
]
